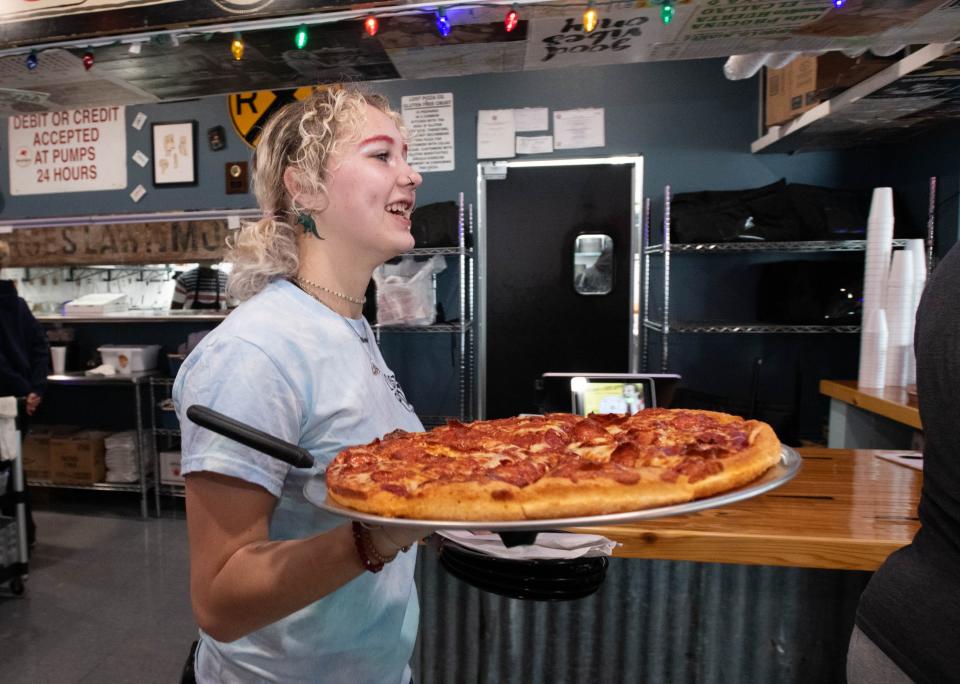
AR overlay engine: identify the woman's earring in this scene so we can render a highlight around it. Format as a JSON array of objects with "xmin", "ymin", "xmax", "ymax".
[{"xmin": 296, "ymin": 211, "xmax": 323, "ymax": 240}]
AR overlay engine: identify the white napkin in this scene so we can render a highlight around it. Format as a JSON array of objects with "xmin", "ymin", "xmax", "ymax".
[
  {"xmin": 85, "ymin": 363, "xmax": 117, "ymax": 376},
  {"xmin": 0, "ymin": 396, "xmax": 19, "ymax": 462},
  {"xmin": 437, "ymin": 530, "xmax": 618, "ymax": 560},
  {"xmin": 875, "ymin": 451, "xmax": 923, "ymax": 471}
]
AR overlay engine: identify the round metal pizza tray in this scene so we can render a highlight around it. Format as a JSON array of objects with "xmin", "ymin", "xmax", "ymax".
[{"xmin": 303, "ymin": 444, "xmax": 802, "ymax": 531}]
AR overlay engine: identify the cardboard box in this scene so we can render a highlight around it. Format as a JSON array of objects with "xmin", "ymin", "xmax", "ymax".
[
  {"xmin": 765, "ymin": 55, "xmax": 819, "ymax": 128},
  {"xmin": 765, "ymin": 53, "xmax": 895, "ymax": 128},
  {"xmin": 22, "ymin": 425, "xmax": 79, "ymax": 480},
  {"xmin": 50, "ymin": 431, "xmax": 109, "ymax": 485},
  {"xmin": 817, "ymin": 52, "xmax": 897, "ymax": 100},
  {"xmin": 159, "ymin": 451, "xmax": 184, "ymax": 485}
]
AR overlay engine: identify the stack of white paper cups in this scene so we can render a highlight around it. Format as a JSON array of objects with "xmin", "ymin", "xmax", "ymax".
[
  {"xmin": 858, "ymin": 188, "xmax": 894, "ymax": 389},
  {"xmin": 883, "ymin": 250, "xmax": 914, "ymax": 388},
  {"xmin": 859, "ymin": 309, "xmax": 888, "ymax": 389},
  {"xmin": 904, "ymin": 239, "xmax": 927, "ymax": 386}
]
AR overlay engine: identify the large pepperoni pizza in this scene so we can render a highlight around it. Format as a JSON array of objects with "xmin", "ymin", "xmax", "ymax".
[{"xmin": 325, "ymin": 409, "xmax": 781, "ymax": 521}]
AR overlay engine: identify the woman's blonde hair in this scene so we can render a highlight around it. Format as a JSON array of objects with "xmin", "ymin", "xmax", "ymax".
[
  {"xmin": 0, "ymin": 240, "xmax": 9, "ymax": 268},
  {"xmin": 227, "ymin": 84, "xmax": 402, "ymax": 301}
]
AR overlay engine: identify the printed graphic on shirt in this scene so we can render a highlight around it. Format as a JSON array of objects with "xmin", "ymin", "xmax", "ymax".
[{"xmin": 383, "ymin": 371, "xmax": 415, "ymax": 413}]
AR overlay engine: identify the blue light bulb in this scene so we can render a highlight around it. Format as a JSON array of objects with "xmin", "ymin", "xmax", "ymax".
[{"xmin": 436, "ymin": 10, "xmax": 451, "ymax": 37}]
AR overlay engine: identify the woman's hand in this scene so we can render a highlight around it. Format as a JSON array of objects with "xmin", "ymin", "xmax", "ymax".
[
  {"xmin": 25, "ymin": 393, "xmax": 42, "ymax": 416},
  {"xmin": 367, "ymin": 525, "xmax": 434, "ymax": 559}
]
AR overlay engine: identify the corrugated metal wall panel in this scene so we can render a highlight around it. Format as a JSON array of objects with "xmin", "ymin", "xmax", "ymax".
[{"xmin": 413, "ymin": 547, "xmax": 871, "ymax": 683}]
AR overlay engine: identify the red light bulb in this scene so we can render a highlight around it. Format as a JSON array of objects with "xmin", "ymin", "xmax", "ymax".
[
  {"xmin": 82, "ymin": 51, "xmax": 94, "ymax": 70},
  {"xmin": 505, "ymin": 8, "xmax": 519, "ymax": 33},
  {"xmin": 364, "ymin": 15, "xmax": 379, "ymax": 37}
]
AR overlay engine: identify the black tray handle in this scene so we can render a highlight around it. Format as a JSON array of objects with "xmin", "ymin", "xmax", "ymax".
[{"xmin": 186, "ymin": 405, "xmax": 315, "ymax": 470}]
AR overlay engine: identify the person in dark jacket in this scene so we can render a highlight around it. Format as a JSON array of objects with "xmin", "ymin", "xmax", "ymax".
[
  {"xmin": 847, "ymin": 241, "xmax": 960, "ymax": 684},
  {"xmin": 0, "ymin": 240, "xmax": 47, "ymax": 546},
  {"xmin": 0, "ymin": 261, "xmax": 49, "ymax": 413}
]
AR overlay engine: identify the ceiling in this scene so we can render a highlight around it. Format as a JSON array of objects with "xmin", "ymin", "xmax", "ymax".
[{"xmin": 1, "ymin": 1, "xmax": 960, "ymax": 149}]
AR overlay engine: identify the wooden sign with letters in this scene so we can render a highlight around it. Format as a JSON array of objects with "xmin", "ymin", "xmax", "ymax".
[{"xmin": 3, "ymin": 220, "xmax": 229, "ymax": 267}]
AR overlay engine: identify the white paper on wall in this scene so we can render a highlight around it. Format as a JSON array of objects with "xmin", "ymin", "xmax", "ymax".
[
  {"xmin": 477, "ymin": 109, "xmax": 516, "ymax": 160},
  {"xmin": 553, "ymin": 108, "xmax": 604, "ymax": 150},
  {"xmin": 513, "ymin": 107, "xmax": 549, "ymax": 132},
  {"xmin": 516, "ymin": 135, "xmax": 554, "ymax": 155}
]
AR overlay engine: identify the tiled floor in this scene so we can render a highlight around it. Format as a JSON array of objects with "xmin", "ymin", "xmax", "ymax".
[{"xmin": 0, "ymin": 499, "xmax": 196, "ymax": 683}]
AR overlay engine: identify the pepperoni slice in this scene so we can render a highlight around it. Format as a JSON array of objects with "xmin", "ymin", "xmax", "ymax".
[
  {"xmin": 610, "ymin": 442, "xmax": 640, "ymax": 467},
  {"xmin": 489, "ymin": 459, "xmax": 548, "ymax": 487},
  {"xmin": 572, "ymin": 418, "xmax": 610, "ymax": 442}
]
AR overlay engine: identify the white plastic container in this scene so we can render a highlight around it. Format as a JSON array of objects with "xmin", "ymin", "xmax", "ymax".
[
  {"xmin": 159, "ymin": 451, "xmax": 184, "ymax": 485},
  {"xmin": 97, "ymin": 345, "xmax": 161, "ymax": 374}
]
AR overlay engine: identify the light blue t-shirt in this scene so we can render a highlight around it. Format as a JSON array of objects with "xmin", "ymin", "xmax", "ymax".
[{"xmin": 173, "ymin": 278, "xmax": 423, "ymax": 684}]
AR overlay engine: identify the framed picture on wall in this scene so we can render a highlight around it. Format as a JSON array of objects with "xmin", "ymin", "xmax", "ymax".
[{"xmin": 151, "ymin": 121, "xmax": 198, "ymax": 186}]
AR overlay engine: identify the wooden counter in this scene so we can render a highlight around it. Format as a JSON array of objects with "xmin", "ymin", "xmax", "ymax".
[
  {"xmin": 820, "ymin": 379, "xmax": 921, "ymax": 430},
  {"xmin": 569, "ymin": 449, "xmax": 921, "ymax": 572}
]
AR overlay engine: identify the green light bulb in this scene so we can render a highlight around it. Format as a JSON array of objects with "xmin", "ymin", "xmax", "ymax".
[
  {"xmin": 661, "ymin": 3, "xmax": 675, "ymax": 24},
  {"xmin": 295, "ymin": 24, "xmax": 308, "ymax": 49}
]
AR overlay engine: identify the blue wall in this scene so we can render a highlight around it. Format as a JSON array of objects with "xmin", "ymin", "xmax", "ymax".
[
  {"xmin": 4, "ymin": 58, "xmax": 955, "ymax": 431},
  {"xmin": 1, "ymin": 59, "xmax": 848, "ymax": 221},
  {"xmin": 0, "ymin": 101, "xmax": 254, "ymax": 218},
  {"xmin": 829, "ymin": 127, "xmax": 960, "ymax": 254}
]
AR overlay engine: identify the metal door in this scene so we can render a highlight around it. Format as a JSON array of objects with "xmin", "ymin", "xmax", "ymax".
[{"xmin": 477, "ymin": 157, "xmax": 643, "ymax": 419}]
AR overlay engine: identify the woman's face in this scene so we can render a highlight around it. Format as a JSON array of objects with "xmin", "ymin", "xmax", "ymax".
[{"xmin": 317, "ymin": 104, "xmax": 423, "ymax": 261}]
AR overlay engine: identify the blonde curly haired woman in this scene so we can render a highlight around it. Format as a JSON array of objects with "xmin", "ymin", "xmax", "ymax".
[{"xmin": 173, "ymin": 85, "xmax": 431, "ymax": 683}]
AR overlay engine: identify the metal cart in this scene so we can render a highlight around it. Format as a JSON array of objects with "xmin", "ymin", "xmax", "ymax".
[{"xmin": 1, "ymin": 397, "xmax": 29, "ymax": 596}]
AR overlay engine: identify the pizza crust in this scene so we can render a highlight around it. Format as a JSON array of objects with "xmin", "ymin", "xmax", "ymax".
[
  {"xmin": 517, "ymin": 475, "xmax": 694, "ymax": 519},
  {"xmin": 686, "ymin": 420, "xmax": 781, "ymax": 500},
  {"xmin": 329, "ymin": 480, "xmax": 527, "ymax": 520}
]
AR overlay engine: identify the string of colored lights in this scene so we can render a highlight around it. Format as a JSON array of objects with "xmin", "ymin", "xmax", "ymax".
[{"xmin": 10, "ymin": 0, "xmax": 850, "ymax": 69}]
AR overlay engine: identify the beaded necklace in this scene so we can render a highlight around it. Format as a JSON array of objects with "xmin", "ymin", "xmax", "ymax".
[{"xmin": 291, "ymin": 275, "xmax": 366, "ymax": 305}]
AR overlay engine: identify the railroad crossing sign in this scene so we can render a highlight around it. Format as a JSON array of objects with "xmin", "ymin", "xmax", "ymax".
[{"xmin": 228, "ymin": 86, "xmax": 315, "ymax": 148}]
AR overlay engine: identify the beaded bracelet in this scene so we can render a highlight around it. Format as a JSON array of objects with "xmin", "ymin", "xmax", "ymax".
[{"xmin": 352, "ymin": 522, "xmax": 389, "ymax": 573}]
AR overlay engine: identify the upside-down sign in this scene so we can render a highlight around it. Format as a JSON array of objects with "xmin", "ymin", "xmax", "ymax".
[{"xmin": 7, "ymin": 105, "xmax": 127, "ymax": 196}]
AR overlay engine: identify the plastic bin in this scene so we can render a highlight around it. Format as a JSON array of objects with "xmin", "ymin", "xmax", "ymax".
[{"xmin": 97, "ymin": 345, "xmax": 161, "ymax": 374}]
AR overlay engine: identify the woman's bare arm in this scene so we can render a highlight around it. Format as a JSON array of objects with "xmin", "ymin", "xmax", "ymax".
[{"xmin": 185, "ymin": 471, "xmax": 365, "ymax": 643}]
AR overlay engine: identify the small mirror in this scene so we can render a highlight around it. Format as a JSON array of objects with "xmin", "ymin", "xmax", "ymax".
[{"xmin": 573, "ymin": 233, "xmax": 614, "ymax": 295}]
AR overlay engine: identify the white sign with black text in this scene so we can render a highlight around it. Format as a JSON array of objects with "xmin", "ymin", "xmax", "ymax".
[
  {"xmin": 516, "ymin": 135, "xmax": 554, "ymax": 155},
  {"xmin": 477, "ymin": 109, "xmax": 515, "ymax": 160},
  {"xmin": 554, "ymin": 108, "xmax": 605, "ymax": 150},
  {"xmin": 7, "ymin": 105, "xmax": 127, "ymax": 195},
  {"xmin": 524, "ymin": 6, "xmax": 671, "ymax": 70},
  {"xmin": 401, "ymin": 93, "xmax": 455, "ymax": 173}
]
